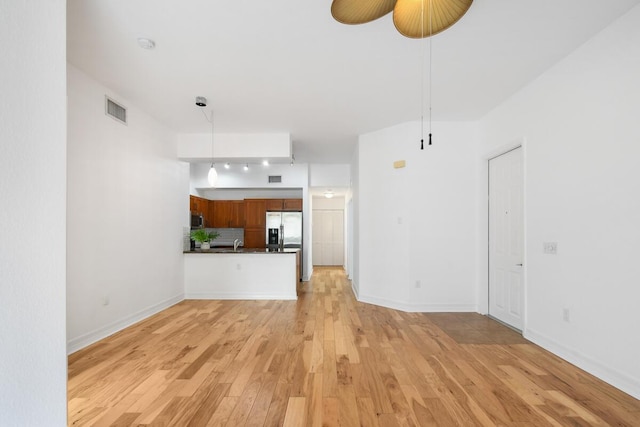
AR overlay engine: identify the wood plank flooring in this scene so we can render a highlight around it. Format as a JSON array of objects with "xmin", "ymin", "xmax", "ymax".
[{"xmin": 68, "ymin": 267, "xmax": 640, "ymax": 426}]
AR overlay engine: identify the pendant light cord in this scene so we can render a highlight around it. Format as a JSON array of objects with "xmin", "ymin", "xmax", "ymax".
[
  {"xmin": 200, "ymin": 108, "xmax": 214, "ymax": 165},
  {"xmin": 420, "ymin": 0, "xmax": 425, "ymax": 150},
  {"xmin": 428, "ymin": 0, "xmax": 433, "ymax": 146},
  {"xmin": 420, "ymin": 0, "xmax": 433, "ymax": 149}
]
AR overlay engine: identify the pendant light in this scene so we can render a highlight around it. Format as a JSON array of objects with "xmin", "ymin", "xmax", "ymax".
[
  {"xmin": 420, "ymin": 0, "xmax": 433, "ymax": 150},
  {"xmin": 330, "ymin": 0, "xmax": 472, "ymax": 39},
  {"xmin": 196, "ymin": 96, "xmax": 218, "ymax": 187}
]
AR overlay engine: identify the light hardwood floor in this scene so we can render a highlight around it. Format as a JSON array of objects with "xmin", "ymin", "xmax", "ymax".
[{"xmin": 68, "ymin": 267, "xmax": 640, "ymax": 426}]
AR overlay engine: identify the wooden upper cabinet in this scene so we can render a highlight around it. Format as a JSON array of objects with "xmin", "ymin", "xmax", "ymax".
[
  {"xmin": 211, "ymin": 200, "xmax": 245, "ymax": 228},
  {"xmin": 205, "ymin": 200, "xmax": 215, "ymax": 228},
  {"xmin": 190, "ymin": 196, "xmax": 215, "ymax": 226},
  {"xmin": 244, "ymin": 199, "xmax": 267, "ymax": 228},
  {"xmin": 212, "ymin": 201, "xmax": 230, "ymax": 228},
  {"xmin": 190, "ymin": 195, "xmax": 206, "ymax": 213},
  {"xmin": 266, "ymin": 199, "xmax": 283, "ymax": 211},
  {"xmin": 190, "ymin": 195, "xmax": 212, "ymax": 219},
  {"xmin": 231, "ymin": 201, "xmax": 245, "ymax": 228},
  {"xmin": 283, "ymin": 199, "xmax": 303, "ymax": 211}
]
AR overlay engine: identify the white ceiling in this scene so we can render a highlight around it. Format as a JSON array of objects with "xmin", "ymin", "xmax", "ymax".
[{"xmin": 67, "ymin": 0, "xmax": 640, "ymax": 164}]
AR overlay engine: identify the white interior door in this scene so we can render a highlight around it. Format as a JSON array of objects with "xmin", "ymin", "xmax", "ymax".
[
  {"xmin": 489, "ymin": 147, "xmax": 524, "ymax": 330},
  {"xmin": 312, "ymin": 210, "xmax": 344, "ymax": 266}
]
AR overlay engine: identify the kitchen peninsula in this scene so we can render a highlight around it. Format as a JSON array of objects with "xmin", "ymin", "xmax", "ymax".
[{"xmin": 183, "ymin": 248, "xmax": 300, "ymax": 300}]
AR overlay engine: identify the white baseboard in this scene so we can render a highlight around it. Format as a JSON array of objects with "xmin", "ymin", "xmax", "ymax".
[
  {"xmin": 525, "ymin": 329, "xmax": 640, "ymax": 400},
  {"xmin": 357, "ymin": 294, "xmax": 475, "ymax": 313},
  {"xmin": 185, "ymin": 292, "xmax": 297, "ymax": 300},
  {"xmin": 350, "ymin": 279, "xmax": 359, "ymax": 299},
  {"xmin": 67, "ymin": 294, "xmax": 184, "ymax": 355}
]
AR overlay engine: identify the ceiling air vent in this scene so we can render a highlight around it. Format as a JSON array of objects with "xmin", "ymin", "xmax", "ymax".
[
  {"xmin": 268, "ymin": 175, "xmax": 282, "ymax": 183},
  {"xmin": 105, "ymin": 96, "xmax": 127, "ymax": 125}
]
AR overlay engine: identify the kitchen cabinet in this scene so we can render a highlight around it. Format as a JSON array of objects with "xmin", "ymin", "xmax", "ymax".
[
  {"xmin": 244, "ymin": 199, "xmax": 267, "ymax": 228},
  {"xmin": 230, "ymin": 201, "xmax": 245, "ymax": 227},
  {"xmin": 190, "ymin": 195, "xmax": 208, "ymax": 214},
  {"xmin": 283, "ymin": 199, "xmax": 302, "ymax": 211},
  {"xmin": 212, "ymin": 200, "xmax": 245, "ymax": 228},
  {"xmin": 265, "ymin": 198, "xmax": 302, "ymax": 211},
  {"xmin": 190, "ymin": 196, "xmax": 215, "ymax": 227},
  {"xmin": 244, "ymin": 199, "xmax": 267, "ymax": 248},
  {"xmin": 243, "ymin": 228, "xmax": 266, "ymax": 249},
  {"xmin": 206, "ymin": 200, "xmax": 215, "ymax": 228},
  {"xmin": 212, "ymin": 201, "xmax": 231, "ymax": 228},
  {"xmin": 266, "ymin": 199, "xmax": 283, "ymax": 211}
]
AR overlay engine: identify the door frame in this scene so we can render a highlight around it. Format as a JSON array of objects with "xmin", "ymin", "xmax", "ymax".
[{"xmin": 484, "ymin": 139, "xmax": 528, "ymax": 333}]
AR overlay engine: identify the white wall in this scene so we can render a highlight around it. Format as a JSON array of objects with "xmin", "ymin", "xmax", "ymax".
[
  {"xmin": 309, "ymin": 164, "xmax": 351, "ymax": 188},
  {"xmin": 178, "ymin": 132, "xmax": 291, "ymax": 162},
  {"xmin": 351, "ymin": 149, "xmax": 360, "ymax": 295},
  {"xmin": 191, "ymin": 162, "xmax": 308, "ymax": 191},
  {"xmin": 184, "ymin": 253, "xmax": 297, "ymax": 300},
  {"xmin": 0, "ymin": 1, "xmax": 67, "ymax": 424},
  {"xmin": 356, "ymin": 121, "xmax": 478, "ymax": 311},
  {"xmin": 312, "ymin": 196, "xmax": 346, "ymax": 210},
  {"xmin": 479, "ymin": 5, "xmax": 640, "ymax": 398},
  {"xmin": 66, "ymin": 65, "xmax": 189, "ymax": 353}
]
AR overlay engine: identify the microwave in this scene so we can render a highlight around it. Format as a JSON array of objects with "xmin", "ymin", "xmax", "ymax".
[{"xmin": 191, "ymin": 213, "xmax": 204, "ymax": 229}]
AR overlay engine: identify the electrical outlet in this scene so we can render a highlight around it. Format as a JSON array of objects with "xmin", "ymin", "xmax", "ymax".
[
  {"xmin": 563, "ymin": 308, "xmax": 570, "ymax": 322},
  {"xmin": 101, "ymin": 296, "xmax": 110, "ymax": 306},
  {"xmin": 415, "ymin": 280, "xmax": 421, "ymax": 289},
  {"xmin": 236, "ymin": 263, "xmax": 241, "ymax": 270},
  {"xmin": 543, "ymin": 242, "xmax": 558, "ymax": 254}
]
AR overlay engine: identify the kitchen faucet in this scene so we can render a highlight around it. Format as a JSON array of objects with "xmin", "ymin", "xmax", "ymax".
[{"xmin": 233, "ymin": 239, "xmax": 242, "ymax": 252}]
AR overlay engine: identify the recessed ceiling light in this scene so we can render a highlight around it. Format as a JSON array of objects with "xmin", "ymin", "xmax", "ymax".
[
  {"xmin": 137, "ymin": 38, "xmax": 156, "ymax": 50},
  {"xmin": 243, "ymin": 164, "xmax": 249, "ymax": 171},
  {"xmin": 224, "ymin": 163, "xmax": 230, "ymax": 169},
  {"xmin": 262, "ymin": 160, "xmax": 269, "ymax": 166},
  {"xmin": 324, "ymin": 190, "xmax": 334, "ymax": 199}
]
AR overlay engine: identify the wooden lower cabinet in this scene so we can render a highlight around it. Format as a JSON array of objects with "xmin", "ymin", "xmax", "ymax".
[{"xmin": 244, "ymin": 228, "xmax": 265, "ymax": 248}]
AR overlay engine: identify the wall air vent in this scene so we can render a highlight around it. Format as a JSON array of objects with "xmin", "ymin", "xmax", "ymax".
[
  {"xmin": 268, "ymin": 175, "xmax": 282, "ymax": 183},
  {"xmin": 105, "ymin": 96, "xmax": 127, "ymax": 125}
]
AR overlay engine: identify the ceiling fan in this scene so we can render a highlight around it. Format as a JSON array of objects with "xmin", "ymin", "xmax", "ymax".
[{"xmin": 331, "ymin": 0, "xmax": 473, "ymax": 38}]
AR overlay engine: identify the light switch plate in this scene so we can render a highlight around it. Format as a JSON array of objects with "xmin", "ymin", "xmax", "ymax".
[{"xmin": 543, "ymin": 242, "xmax": 558, "ymax": 254}]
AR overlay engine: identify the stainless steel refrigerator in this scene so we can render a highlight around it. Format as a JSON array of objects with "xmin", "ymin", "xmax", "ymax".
[{"xmin": 266, "ymin": 211, "xmax": 303, "ymax": 278}]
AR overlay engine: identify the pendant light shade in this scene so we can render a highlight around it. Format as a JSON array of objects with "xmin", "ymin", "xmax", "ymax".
[{"xmin": 207, "ymin": 164, "xmax": 218, "ymax": 187}]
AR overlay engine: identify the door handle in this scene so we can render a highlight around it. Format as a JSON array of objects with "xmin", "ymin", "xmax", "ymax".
[{"xmin": 516, "ymin": 263, "xmax": 523, "ymax": 266}]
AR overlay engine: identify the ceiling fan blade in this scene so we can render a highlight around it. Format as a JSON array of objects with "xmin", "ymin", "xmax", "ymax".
[
  {"xmin": 393, "ymin": 0, "xmax": 473, "ymax": 38},
  {"xmin": 331, "ymin": 0, "xmax": 396, "ymax": 25}
]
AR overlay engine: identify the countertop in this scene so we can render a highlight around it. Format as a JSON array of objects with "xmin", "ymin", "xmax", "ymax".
[{"xmin": 184, "ymin": 247, "xmax": 300, "ymax": 254}]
